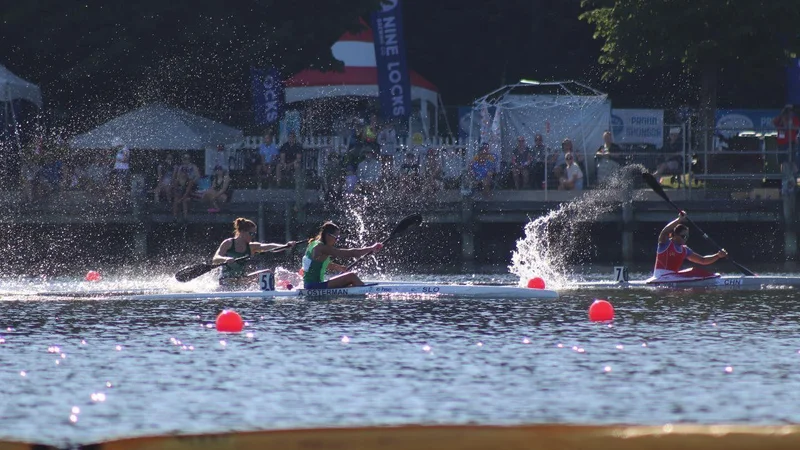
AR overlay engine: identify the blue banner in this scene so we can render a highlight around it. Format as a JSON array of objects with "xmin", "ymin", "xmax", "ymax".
[
  {"xmin": 251, "ymin": 67, "xmax": 285, "ymax": 126},
  {"xmin": 715, "ymin": 109, "xmax": 781, "ymax": 137},
  {"xmin": 789, "ymin": 58, "xmax": 800, "ymax": 105},
  {"xmin": 370, "ymin": 0, "xmax": 412, "ymax": 121}
]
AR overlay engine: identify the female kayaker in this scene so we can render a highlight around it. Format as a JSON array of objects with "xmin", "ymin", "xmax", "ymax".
[
  {"xmin": 212, "ymin": 217, "xmax": 296, "ymax": 288},
  {"xmin": 303, "ymin": 221, "xmax": 382, "ymax": 289}
]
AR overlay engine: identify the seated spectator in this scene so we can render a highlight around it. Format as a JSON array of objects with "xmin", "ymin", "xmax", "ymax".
[
  {"xmin": 172, "ymin": 170, "xmax": 197, "ymax": 221},
  {"xmin": 202, "ymin": 165, "xmax": 231, "ymax": 213},
  {"xmin": 423, "ymin": 148, "xmax": 444, "ymax": 192},
  {"xmin": 558, "ymin": 152, "xmax": 583, "ymax": 191},
  {"xmin": 153, "ymin": 153, "xmax": 176, "ymax": 204},
  {"xmin": 511, "ymin": 136, "xmax": 533, "ymax": 189},
  {"xmin": 178, "ymin": 152, "xmax": 201, "ymax": 184},
  {"xmin": 442, "ymin": 147, "xmax": 465, "ymax": 189},
  {"xmin": 530, "ymin": 133, "xmax": 550, "ymax": 189},
  {"xmin": 322, "ymin": 153, "xmax": 345, "ymax": 201},
  {"xmin": 399, "ymin": 151, "xmax": 421, "ymax": 193},
  {"xmin": 469, "ymin": 143, "xmax": 498, "ymax": 193},
  {"xmin": 653, "ymin": 128, "xmax": 684, "ymax": 177},
  {"xmin": 357, "ymin": 149, "xmax": 382, "ymax": 191},
  {"xmin": 551, "ymin": 138, "xmax": 581, "ymax": 181},
  {"xmin": 378, "ymin": 122, "xmax": 397, "ymax": 156},
  {"xmin": 257, "ymin": 134, "xmax": 279, "ymax": 187},
  {"xmin": 276, "ymin": 131, "xmax": 303, "ymax": 187},
  {"xmin": 109, "ymin": 138, "xmax": 131, "ymax": 197},
  {"xmin": 363, "ymin": 114, "xmax": 380, "ymax": 153},
  {"xmin": 344, "ymin": 165, "xmax": 358, "ymax": 194},
  {"xmin": 595, "ymin": 131, "xmax": 623, "ymax": 183}
]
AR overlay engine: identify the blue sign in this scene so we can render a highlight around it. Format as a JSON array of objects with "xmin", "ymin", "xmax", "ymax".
[
  {"xmin": 789, "ymin": 58, "xmax": 800, "ymax": 105},
  {"xmin": 251, "ymin": 67, "xmax": 285, "ymax": 126},
  {"xmin": 370, "ymin": 0, "xmax": 412, "ymax": 120},
  {"xmin": 715, "ymin": 109, "xmax": 781, "ymax": 136}
]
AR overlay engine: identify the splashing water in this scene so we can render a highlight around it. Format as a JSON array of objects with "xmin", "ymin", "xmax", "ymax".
[{"xmin": 509, "ymin": 164, "xmax": 648, "ymax": 289}]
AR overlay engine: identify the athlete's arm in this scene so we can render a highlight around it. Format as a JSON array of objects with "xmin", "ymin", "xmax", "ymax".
[
  {"xmin": 212, "ymin": 239, "xmax": 233, "ymax": 264},
  {"xmin": 687, "ymin": 249, "xmax": 727, "ymax": 265},
  {"xmin": 251, "ymin": 241, "xmax": 297, "ymax": 254},
  {"xmin": 658, "ymin": 211, "xmax": 686, "ymax": 244}
]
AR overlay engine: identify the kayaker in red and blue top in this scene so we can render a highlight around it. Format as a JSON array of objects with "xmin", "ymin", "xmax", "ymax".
[
  {"xmin": 653, "ymin": 211, "xmax": 727, "ymax": 280},
  {"xmin": 212, "ymin": 218, "xmax": 296, "ymax": 288},
  {"xmin": 303, "ymin": 221, "xmax": 382, "ymax": 289}
]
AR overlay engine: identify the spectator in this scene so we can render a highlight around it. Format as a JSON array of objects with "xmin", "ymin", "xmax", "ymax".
[
  {"xmin": 423, "ymin": 148, "xmax": 444, "ymax": 192},
  {"xmin": 322, "ymin": 153, "xmax": 345, "ymax": 201},
  {"xmin": 558, "ymin": 152, "xmax": 583, "ymax": 191},
  {"xmin": 399, "ymin": 151, "xmax": 420, "ymax": 193},
  {"xmin": 511, "ymin": 136, "xmax": 533, "ymax": 189},
  {"xmin": 257, "ymin": 134, "xmax": 279, "ymax": 187},
  {"xmin": 442, "ymin": 147, "xmax": 465, "ymax": 189},
  {"xmin": 530, "ymin": 133, "xmax": 550, "ymax": 189},
  {"xmin": 178, "ymin": 152, "xmax": 201, "ymax": 183},
  {"xmin": 276, "ymin": 131, "xmax": 303, "ymax": 187},
  {"xmin": 469, "ymin": 142, "xmax": 498, "ymax": 193},
  {"xmin": 202, "ymin": 165, "xmax": 231, "ymax": 213},
  {"xmin": 109, "ymin": 138, "xmax": 130, "ymax": 197},
  {"xmin": 653, "ymin": 128, "xmax": 684, "ymax": 177},
  {"xmin": 595, "ymin": 130, "xmax": 623, "ymax": 182},
  {"xmin": 773, "ymin": 105, "xmax": 800, "ymax": 194},
  {"xmin": 344, "ymin": 165, "xmax": 358, "ymax": 194},
  {"xmin": 357, "ymin": 149, "xmax": 382, "ymax": 192},
  {"xmin": 172, "ymin": 169, "xmax": 196, "ymax": 221},
  {"xmin": 364, "ymin": 114, "xmax": 380, "ymax": 153},
  {"xmin": 378, "ymin": 122, "xmax": 397, "ymax": 156},
  {"xmin": 552, "ymin": 138, "xmax": 584, "ymax": 181},
  {"xmin": 153, "ymin": 153, "xmax": 176, "ymax": 204}
]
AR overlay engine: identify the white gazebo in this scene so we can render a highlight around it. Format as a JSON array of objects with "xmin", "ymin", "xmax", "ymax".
[
  {"xmin": 285, "ymin": 26, "xmax": 441, "ymax": 138},
  {"xmin": 1, "ymin": 64, "xmax": 42, "ymax": 143}
]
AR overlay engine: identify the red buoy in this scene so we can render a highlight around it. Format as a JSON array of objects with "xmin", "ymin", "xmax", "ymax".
[
  {"xmin": 589, "ymin": 299, "xmax": 615, "ymax": 322},
  {"xmin": 85, "ymin": 271, "xmax": 101, "ymax": 282},
  {"xmin": 527, "ymin": 277, "xmax": 546, "ymax": 289},
  {"xmin": 216, "ymin": 310, "xmax": 244, "ymax": 332}
]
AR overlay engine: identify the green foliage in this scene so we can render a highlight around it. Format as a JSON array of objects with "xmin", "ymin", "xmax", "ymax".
[
  {"xmin": 1, "ymin": 0, "xmax": 382, "ymax": 128},
  {"xmin": 580, "ymin": 0, "xmax": 800, "ymax": 81}
]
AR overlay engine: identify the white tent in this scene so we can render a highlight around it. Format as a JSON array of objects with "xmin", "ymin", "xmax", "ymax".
[
  {"xmin": 469, "ymin": 81, "xmax": 611, "ymax": 187},
  {"xmin": 0, "ymin": 65, "xmax": 42, "ymax": 107},
  {"xmin": 71, "ymin": 103, "xmax": 242, "ymax": 150}
]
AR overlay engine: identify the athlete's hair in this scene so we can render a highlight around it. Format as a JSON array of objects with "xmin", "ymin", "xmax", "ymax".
[
  {"xmin": 311, "ymin": 221, "xmax": 340, "ymax": 244},
  {"xmin": 672, "ymin": 224, "xmax": 688, "ymax": 236},
  {"xmin": 233, "ymin": 218, "xmax": 256, "ymax": 236}
]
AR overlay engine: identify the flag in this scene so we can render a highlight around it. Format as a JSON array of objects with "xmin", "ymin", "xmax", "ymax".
[
  {"xmin": 251, "ymin": 67, "xmax": 285, "ymax": 126},
  {"xmin": 370, "ymin": 0, "xmax": 412, "ymax": 121}
]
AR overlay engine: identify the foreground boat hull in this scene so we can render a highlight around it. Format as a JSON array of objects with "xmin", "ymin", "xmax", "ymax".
[
  {"xmin": 129, "ymin": 283, "xmax": 559, "ymax": 301},
  {"xmin": 572, "ymin": 276, "xmax": 800, "ymax": 290}
]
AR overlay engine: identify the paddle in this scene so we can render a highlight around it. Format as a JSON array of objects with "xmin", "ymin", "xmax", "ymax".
[
  {"xmin": 345, "ymin": 213, "xmax": 423, "ymax": 271},
  {"xmin": 175, "ymin": 242, "xmax": 298, "ymax": 282},
  {"xmin": 642, "ymin": 172, "xmax": 756, "ymax": 276}
]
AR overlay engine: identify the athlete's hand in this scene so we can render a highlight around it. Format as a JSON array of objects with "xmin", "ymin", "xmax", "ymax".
[
  {"xmin": 678, "ymin": 210, "xmax": 687, "ymax": 219},
  {"xmin": 371, "ymin": 242, "xmax": 383, "ymax": 252},
  {"xmin": 287, "ymin": 240, "xmax": 298, "ymax": 248},
  {"xmin": 716, "ymin": 249, "xmax": 728, "ymax": 259}
]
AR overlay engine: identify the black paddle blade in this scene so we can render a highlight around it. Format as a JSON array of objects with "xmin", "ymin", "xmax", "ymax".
[
  {"xmin": 391, "ymin": 213, "xmax": 423, "ymax": 237},
  {"xmin": 641, "ymin": 172, "xmax": 672, "ymax": 204},
  {"xmin": 175, "ymin": 263, "xmax": 214, "ymax": 282}
]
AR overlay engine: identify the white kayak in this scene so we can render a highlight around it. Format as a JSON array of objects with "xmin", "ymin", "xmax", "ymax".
[
  {"xmin": 128, "ymin": 282, "xmax": 559, "ymax": 301},
  {"xmin": 572, "ymin": 275, "xmax": 800, "ymax": 290}
]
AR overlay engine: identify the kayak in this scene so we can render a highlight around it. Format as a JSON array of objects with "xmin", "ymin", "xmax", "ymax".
[
  {"xmin": 129, "ymin": 282, "xmax": 560, "ymax": 301},
  {"xmin": 572, "ymin": 275, "xmax": 800, "ymax": 290}
]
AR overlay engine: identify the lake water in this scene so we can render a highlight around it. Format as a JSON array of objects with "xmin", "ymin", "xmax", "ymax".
[{"xmin": 1, "ymin": 271, "xmax": 800, "ymax": 447}]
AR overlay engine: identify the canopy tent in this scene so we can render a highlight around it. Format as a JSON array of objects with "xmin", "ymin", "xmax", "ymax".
[
  {"xmin": 0, "ymin": 65, "xmax": 42, "ymax": 107},
  {"xmin": 71, "ymin": 103, "xmax": 242, "ymax": 150},
  {"xmin": 285, "ymin": 26, "xmax": 441, "ymax": 138},
  {"xmin": 469, "ymin": 81, "xmax": 611, "ymax": 187}
]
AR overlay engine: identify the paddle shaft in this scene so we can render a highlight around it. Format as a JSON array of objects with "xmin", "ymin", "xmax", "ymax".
[
  {"xmin": 344, "ymin": 214, "xmax": 423, "ymax": 271},
  {"xmin": 175, "ymin": 243, "xmax": 297, "ymax": 282},
  {"xmin": 644, "ymin": 173, "xmax": 756, "ymax": 276}
]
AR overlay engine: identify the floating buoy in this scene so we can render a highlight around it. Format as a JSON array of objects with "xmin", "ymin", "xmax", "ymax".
[
  {"xmin": 589, "ymin": 299, "xmax": 615, "ymax": 322},
  {"xmin": 527, "ymin": 277, "xmax": 546, "ymax": 289},
  {"xmin": 85, "ymin": 271, "xmax": 101, "ymax": 282},
  {"xmin": 215, "ymin": 310, "xmax": 244, "ymax": 332}
]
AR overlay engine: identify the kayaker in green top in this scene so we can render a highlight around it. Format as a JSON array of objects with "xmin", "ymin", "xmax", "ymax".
[
  {"xmin": 212, "ymin": 217, "xmax": 296, "ymax": 288},
  {"xmin": 302, "ymin": 221, "xmax": 382, "ymax": 289}
]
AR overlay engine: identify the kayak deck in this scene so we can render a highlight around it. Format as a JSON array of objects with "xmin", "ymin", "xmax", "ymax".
[{"xmin": 571, "ymin": 276, "xmax": 800, "ymax": 289}]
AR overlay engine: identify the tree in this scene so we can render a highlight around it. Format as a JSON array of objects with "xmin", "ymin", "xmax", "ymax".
[
  {"xmin": 0, "ymin": 0, "xmax": 382, "ymax": 131},
  {"xmin": 580, "ymin": 0, "xmax": 800, "ymax": 144}
]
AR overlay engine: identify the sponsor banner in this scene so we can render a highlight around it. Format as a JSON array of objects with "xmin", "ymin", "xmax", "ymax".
[
  {"xmin": 610, "ymin": 109, "xmax": 664, "ymax": 148},
  {"xmin": 251, "ymin": 67, "xmax": 285, "ymax": 126},
  {"xmin": 370, "ymin": 0, "xmax": 412, "ymax": 120},
  {"xmin": 715, "ymin": 109, "xmax": 780, "ymax": 137}
]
